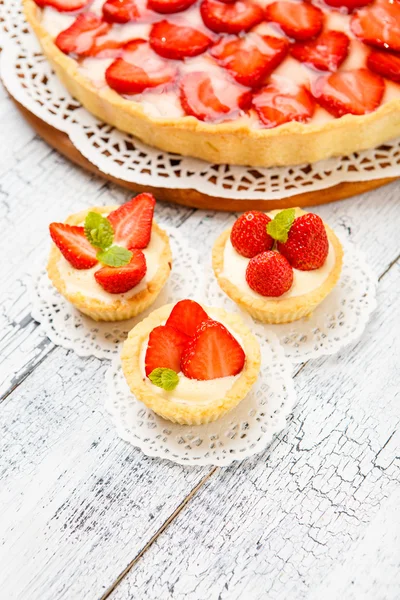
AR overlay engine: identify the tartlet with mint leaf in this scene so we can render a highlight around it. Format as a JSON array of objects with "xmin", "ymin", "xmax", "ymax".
[{"xmin": 47, "ymin": 193, "xmax": 172, "ymax": 321}]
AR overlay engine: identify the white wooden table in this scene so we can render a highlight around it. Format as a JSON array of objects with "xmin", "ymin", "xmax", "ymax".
[{"xmin": 1, "ymin": 81, "xmax": 399, "ymax": 600}]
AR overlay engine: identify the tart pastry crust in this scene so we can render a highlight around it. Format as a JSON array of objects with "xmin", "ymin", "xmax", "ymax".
[
  {"xmin": 121, "ymin": 304, "xmax": 261, "ymax": 425},
  {"xmin": 47, "ymin": 205, "xmax": 172, "ymax": 321},
  {"xmin": 24, "ymin": 0, "xmax": 400, "ymax": 168}
]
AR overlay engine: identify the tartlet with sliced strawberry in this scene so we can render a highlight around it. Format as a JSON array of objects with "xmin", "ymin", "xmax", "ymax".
[
  {"xmin": 121, "ymin": 299, "xmax": 261, "ymax": 424},
  {"xmin": 47, "ymin": 193, "xmax": 172, "ymax": 321},
  {"xmin": 212, "ymin": 208, "xmax": 343, "ymax": 324}
]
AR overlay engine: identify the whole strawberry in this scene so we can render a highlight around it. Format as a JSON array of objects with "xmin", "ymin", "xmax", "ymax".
[
  {"xmin": 230, "ymin": 211, "xmax": 273, "ymax": 258},
  {"xmin": 246, "ymin": 251, "xmax": 293, "ymax": 297},
  {"xmin": 276, "ymin": 213, "xmax": 328, "ymax": 270}
]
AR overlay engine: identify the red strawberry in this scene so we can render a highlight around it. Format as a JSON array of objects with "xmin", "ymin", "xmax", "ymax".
[
  {"xmin": 105, "ymin": 40, "xmax": 177, "ymax": 94},
  {"xmin": 103, "ymin": 0, "xmax": 145, "ymax": 23},
  {"xmin": 55, "ymin": 14, "xmax": 110, "ymax": 56},
  {"xmin": 313, "ymin": 68, "xmax": 384, "ymax": 117},
  {"xmin": 277, "ymin": 213, "xmax": 328, "ymax": 270},
  {"xmin": 34, "ymin": 0, "xmax": 90, "ymax": 11},
  {"xmin": 180, "ymin": 72, "xmax": 251, "ymax": 122},
  {"xmin": 253, "ymin": 79, "xmax": 315, "ymax": 128},
  {"xmin": 290, "ymin": 31, "xmax": 349, "ymax": 72},
  {"xmin": 351, "ymin": 0, "xmax": 400, "ymax": 53},
  {"xmin": 94, "ymin": 250, "xmax": 146, "ymax": 293},
  {"xmin": 107, "ymin": 193, "xmax": 155, "ymax": 249},
  {"xmin": 246, "ymin": 251, "xmax": 293, "ymax": 296},
  {"xmin": 145, "ymin": 325, "xmax": 189, "ymax": 376},
  {"xmin": 149, "ymin": 21, "xmax": 212, "ymax": 60},
  {"xmin": 230, "ymin": 211, "xmax": 274, "ymax": 258},
  {"xmin": 210, "ymin": 34, "xmax": 289, "ymax": 88},
  {"xmin": 181, "ymin": 319, "xmax": 245, "ymax": 380},
  {"xmin": 200, "ymin": 0, "xmax": 264, "ymax": 34},
  {"xmin": 367, "ymin": 49, "xmax": 400, "ymax": 83},
  {"xmin": 148, "ymin": 0, "xmax": 197, "ymax": 13},
  {"xmin": 88, "ymin": 36, "xmax": 129, "ymax": 58},
  {"xmin": 166, "ymin": 300, "xmax": 209, "ymax": 337},
  {"xmin": 49, "ymin": 223, "xmax": 98, "ymax": 270},
  {"xmin": 323, "ymin": 0, "xmax": 371, "ymax": 10},
  {"xmin": 265, "ymin": 1, "xmax": 324, "ymax": 41}
]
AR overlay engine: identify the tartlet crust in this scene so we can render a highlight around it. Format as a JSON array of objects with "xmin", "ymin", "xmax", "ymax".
[
  {"xmin": 121, "ymin": 304, "xmax": 261, "ymax": 425},
  {"xmin": 47, "ymin": 205, "xmax": 172, "ymax": 321},
  {"xmin": 24, "ymin": 0, "xmax": 400, "ymax": 168},
  {"xmin": 212, "ymin": 210, "xmax": 344, "ymax": 324}
]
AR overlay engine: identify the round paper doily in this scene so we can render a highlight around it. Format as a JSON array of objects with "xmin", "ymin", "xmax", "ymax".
[
  {"xmin": 30, "ymin": 227, "xmax": 205, "ymax": 359},
  {"xmin": 206, "ymin": 240, "xmax": 377, "ymax": 362},
  {"xmin": 1, "ymin": 0, "xmax": 399, "ymax": 201},
  {"xmin": 105, "ymin": 322, "xmax": 296, "ymax": 466}
]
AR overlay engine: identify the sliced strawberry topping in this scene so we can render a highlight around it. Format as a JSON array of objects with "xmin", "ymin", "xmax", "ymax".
[
  {"xmin": 103, "ymin": 0, "xmax": 145, "ymax": 23},
  {"xmin": 88, "ymin": 37, "xmax": 129, "ymax": 59},
  {"xmin": 49, "ymin": 223, "xmax": 98, "ymax": 270},
  {"xmin": 149, "ymin": 21, "xmax": 212, "ymax": 60},
  {"xmin": 55, "ymin": 14, "xmax": 110, "ymax": 57},
  {"xmin": 290, "ymin": 31, "xmax": 350, "ymax": 72},
  {"xmin": 200, "ymin": 0, "xmax": 264, "ymax": 34},
  {"xmin": 181, "ymin": 319, "xmax": 245, "ymax": 380},
  {"xmin": 107, "ymin": 193, "xmax": 156, "ymax": 249},
  {"xmin": 367, "ymin": 49, "xmax": 400, "ymax": 84},
  {"xmin": 211, "ymin": 34, "xmax": 289, "ymax": 88},
  {"xmin": 148, "ymin": 0, "xmax": 197, "ymax": 14},
  {"xmin": 34, "ymin": 0, "xmax": 90, "ymax": 11},
  {"xmin": 94, "ymin": 250, "xmax": 146, "ymax": 293},
  {"xmin": 313, "ymin": 68, "xmax": 384, "ymax": 117},
  {"xmin": 145, "ymin": 325, "xmax": 189, "ymax": 376},
  {"xmin": 253, "ymin": 78, "xmax": 315, "ymax": 128},
  {"xmin": 265, "ymin": 1, "xmax": 324, "ymax": 41},
  {"xmin": 105, "ymin": 40, "xmax": 177, "ymax": 94},
  {"xmin": 166, "ymin": 300, "xmax": 209, "ymax": 337},
  {"xmin": 323, "ymin": 0, "xmax": 372, "ymax": 11},
  {"xmin": 351, "ymin": 0, "xmax": 400, "ymax": 53},
  {"xmin": 180, "ymin": 71, "xmax": 251, "ymax": 122}
]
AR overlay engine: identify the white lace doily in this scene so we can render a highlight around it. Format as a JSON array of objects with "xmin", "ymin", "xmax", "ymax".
[
  {"xmin": 105, "ymin": 322, "xmax": 296, "ymax": 466},
  {"xmin": 30, "ymin": 227, "xmax": 205, "ymax": 359},
  {"xmin": 1, "ymin": 0, "xmax": 399, "ymax": 201},
  {"xmin": 206, "ymin": 240, "xmax": 377, "ymax": 362}
]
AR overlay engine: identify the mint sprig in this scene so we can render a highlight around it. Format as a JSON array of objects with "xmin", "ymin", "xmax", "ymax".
[
  {"xmin": 267, "ymin": 208, "xmax": 296, "ymax": 244},
  {"xmin": 84, "ymin": 212, "xmax": 132, "ymax": 267},
  {"xmin": 149, "ymin": 368, "xmax": 179, "ymax": 391},
  {"xmin": 97, "ymin": 246, "xmax": 133, "ymax": 267}
]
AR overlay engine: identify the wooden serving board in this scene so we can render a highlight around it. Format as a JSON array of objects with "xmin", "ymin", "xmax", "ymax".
[{"xmin": 13, "ymin": 97, "xmax": 396, "ymax": 211}]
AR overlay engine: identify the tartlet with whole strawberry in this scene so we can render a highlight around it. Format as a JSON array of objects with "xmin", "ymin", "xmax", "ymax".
[
  {"xmin": 212, "ymin": 208, "xmax": 343, "ymax": 324},
  {"xmin": 47, "ymin": 193, "xmax": 172, "ymax": 321},
  {"xmin": 121, "ymin": 299, "xmax": 261, "ymax": 424}
]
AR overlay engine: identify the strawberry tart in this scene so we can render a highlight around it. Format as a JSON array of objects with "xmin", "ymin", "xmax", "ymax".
[
  {"xmin": 212, "ymin": 208, "xmax": 343, "ymax": 323},
  {"xmin": 47, "ymin": 193, "xmax": 172, "ymax": 321},
  {"xmin": 24, "ymin": 0, "xmax": 400, "ymax": 166},
  {"xmin": 121, "ymin": 299, "xmax": 261, "ymax": 424}
]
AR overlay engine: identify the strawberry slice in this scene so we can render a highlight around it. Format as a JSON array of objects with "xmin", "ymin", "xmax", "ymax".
[
  {"xmin": 200, "ymin": 0, "xmax": 264, "ymax": 34},
  {"xmin": 210, "ymin": 34, "xmax": 289, "ymax": 88},
  {"xmin": 34, "ymin": 0, "xmax": 90, "ymax": 11},
  {"xmin": 145, "ymin": 325, "xmax": 189, "ymax": 376},
  {"xmin": 87, "ymin": 37, "xmax": 129, "ymax": 59},
  {"xmin": 148, "ymin": 0, "xmax": 197, "ymax": 14},
  {"xmin": 367, "ymin": 49, "xmax": 400, "ymax": 84},
  {"xmin": 105, "ymin": 40, "xmax": 177, "ymax": 94},
  {"xmin": 103, "ymin": 0, "xmax": 145, "ymax": 23},
  {"xmin": 55, "ymin": 14, "xmax": 110, "ymax": 56},
  {"xmin": 313, "ymin": 68, "xmax": 384, "ymax": 117},
  {"xmin": 290, "ymin": 31, "xmax": 350, "ymax": 72},
  {"xmin": 253, "ymin": 79, "xmax": 315, "ymax": 128},
  {"xmin": 181, "ymin": 319, "xmax": 245, "ymax": 380},
  {"xmin": 107, "ymin": 193, "xmax": 156, "ymax": 249},
  {"xmin": 149, "ymin": 21, "xmax": 212, "ymax": 60},
  {"xmin": 265, "ymin": 1, "xmax": 324, "ymax": 41},
  {"xmin": 166, "ymin": 300, "xmax": 209, "ymax": 337},
  {"xmin": 351, "ymin": 0, "xmax": 400, "ymax": 53},
  {"xmin": 323, "ymin": 0, "xmax": 372, "ymax": 11},
  {"xmin": 49, "ymin": 223, "xmax": 98, "ymax": 270},
  {"xmin": 94, "ymin": 250, "xmax": 146, "ymax": 293},
  {"xmin": 180, "ymin": 72, "xmax": 252, "ymax": 122}
]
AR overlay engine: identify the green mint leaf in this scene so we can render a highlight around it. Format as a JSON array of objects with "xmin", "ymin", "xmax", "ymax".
[
  {"xmin": 84, "ymin": 212, "xmax": 114, "ymax": 250},
  {"xmin": 267, "ymin": 208, "xmax": 296, "ymax": 244},
  {"xmin": 97, "ymin": 246, "xmax": 132, "ymax": 267},
  {"xmin": 149, "ymin": 368, "xmax": 179, "ymax": 391}
]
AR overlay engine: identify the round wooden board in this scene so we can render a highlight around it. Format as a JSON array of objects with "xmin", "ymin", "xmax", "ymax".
[{"xmin": 13, "ymin": 97, "xmax": 396, "ymax": 211}]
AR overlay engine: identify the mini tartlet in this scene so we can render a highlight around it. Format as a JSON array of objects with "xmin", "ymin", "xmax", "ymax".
[
  {"xmin": 212, "ymin": 208, "xmax": 343, "ymax": 324},
  {"xmin": 47, "ymin": 193, "xmax": 172, "ymax": 321},
  {"xmin": 121, "ymin": 300, "xmax": 261, "ymax": 425}
]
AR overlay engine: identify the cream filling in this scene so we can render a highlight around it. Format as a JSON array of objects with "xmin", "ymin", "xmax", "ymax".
[{"xmin": 139, "ymin": 307, "xmax": 242, "ymax": 404}]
